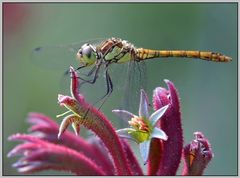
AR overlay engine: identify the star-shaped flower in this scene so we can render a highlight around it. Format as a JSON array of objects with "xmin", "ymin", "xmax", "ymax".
[{"xmin": 112, "ymin": 89, "xmax": 169, "ymax": 164}]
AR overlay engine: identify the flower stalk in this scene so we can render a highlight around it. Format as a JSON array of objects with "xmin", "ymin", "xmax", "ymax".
[
  {"xmin": 152, "ymin": 80, "xmax": 183, "ymax": 175},
  {"xmin": 57, "ymin": 66, "xmax": 131, "ymax": 175}
]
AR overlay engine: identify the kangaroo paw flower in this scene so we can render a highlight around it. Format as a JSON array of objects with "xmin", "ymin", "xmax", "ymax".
[
  {"xmin": 8, "ymin": 134, "xmax": 106, "ymax": 175},
  {"xmin": 182, "ymin": 132, "xmax": 213, "ymax": 175}
]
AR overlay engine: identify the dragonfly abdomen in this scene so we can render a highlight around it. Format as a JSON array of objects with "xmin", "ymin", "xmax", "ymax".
[{"xmin": 136, "ymin": 48, "xmax": 232, "ymax": 62}]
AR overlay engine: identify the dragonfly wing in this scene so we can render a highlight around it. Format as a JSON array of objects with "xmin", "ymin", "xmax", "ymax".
[
  {"xmin": 31, "ymin": 38, "xmax": 107, "ymax": 70},
  {"xmin": 31, "ymin": 43, "xmax": 81, "ymax": 70},
  {"xmin": 122, "ymin": 60, "xmax": 147, "ymax": 113}
]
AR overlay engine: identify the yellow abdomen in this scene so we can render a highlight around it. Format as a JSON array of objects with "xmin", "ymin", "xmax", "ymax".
[{"xmin": 136, "ymin": 48, "xmax": 232, "ymax": 62}]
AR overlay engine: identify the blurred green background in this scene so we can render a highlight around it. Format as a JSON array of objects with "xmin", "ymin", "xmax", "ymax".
[{"xmin": 3, "ymin": 3, "xmax": 237, "ymax": 175}]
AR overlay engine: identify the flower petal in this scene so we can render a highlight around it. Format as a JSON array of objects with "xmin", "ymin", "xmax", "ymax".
[
  {"xmin": 112, "ymin": 109, "xmax": 135, "ymax": 123},
  {"xmin": 72, "ymin": 122, "xmax": 80, "ymax": 136},
  {"xmin": 8, "ymin": 134, "xmax": 106, "ymax": 175},
  {"xmin": 58, "ymin": 114, "xmax": 80, "ymax": 139},
  {"xmin": 7, "ymin": 143, "xmax": 40, "ymax": 158},
  {"xmin": 149, "ymin": 105, "xmax": 169, "ymax": 127},
  {"xmin": 139, "ymin": 139, "xmax": 151, "ymax": 165},
  {"xmin": 57, "ymin": 94, "xmax": 80, "ymax": 117},
  {"xmin": 139, "ymin": 89, "xmax": 149, "ymax": 118},
  {"xmin": 28, "ymin": 112, "xmax": 57, "ymax": 127},
  {"xmin": 151, "ymin": 128, "xmax": 168, "ymax": 141},
  {"xmin": 116, "ymin": 128, "xmax": 138, "ymax": 142}
]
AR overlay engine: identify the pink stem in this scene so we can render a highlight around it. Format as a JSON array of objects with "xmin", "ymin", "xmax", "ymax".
[
  {"xmin": 153, "ymin": 80, "xmax": 183, "ymax": 175},
  {"xmin": 69, "ymin": 67, "xmax": 131, "ymax": 175}
]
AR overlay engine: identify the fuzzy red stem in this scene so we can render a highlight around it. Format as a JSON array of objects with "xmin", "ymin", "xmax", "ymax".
[
  {"xmin": 121, "ymin": 140, "xmax": 143, "ymax": 175},
  {"xmin": 147, "ymin": 138, "xmax": 163, "ymax": 175},
  {"xmin": 9, "ymin": 134, "xmax": 106, "ymax": 175},
  {"xmin": 69, "ymin": 67, "xmax": 131, "ymax": 175},
  {"xmin": 153, "ymin": 80, "xmax": 183, "ymax": 176},
  {"xmin": 28, "ymin": 112, "xmax": 114, "ymax": 174}
]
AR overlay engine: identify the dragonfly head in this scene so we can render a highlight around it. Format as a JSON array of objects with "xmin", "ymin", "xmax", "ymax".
[{"xmin": 76, "ymin": 43, "xmax": 97, "ymax": 66}]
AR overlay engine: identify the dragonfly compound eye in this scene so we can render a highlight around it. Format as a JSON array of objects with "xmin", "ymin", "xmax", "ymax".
[
  {"xmin": 78, "ymin": 50, "xmax": 82, "ymax": 55},
  {"xmin": 77, "ymin": 44, "xmax": 97, "ymax": 66},
  {"xmin": 82, "ymin": 45, "xmax": 92, "ymax": 58}
]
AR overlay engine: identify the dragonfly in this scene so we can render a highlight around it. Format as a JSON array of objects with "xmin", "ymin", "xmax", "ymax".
[{"xmin": 33, "ymin": 37, "xmax": 232, "ymax": 107}]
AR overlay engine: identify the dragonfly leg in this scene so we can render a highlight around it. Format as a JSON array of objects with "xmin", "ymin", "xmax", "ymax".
[
  {"xmin": 93, "ymin": 66, "xmax": 113, "ymax": 110},
  {"xmin": 63, "ymin": 65, "xmax": 87, "ymax": 76},
  {"xmin": 81, "ymin": 67, "xmax": 112, "ymax": 117},
  {"xmin": 76, "ymin": 65, "xmax": 87, "ymax": 71},
  {"xmin": 85, "ymin": 65, "xmax": 97, "ymax": 77},
  {"xmin": 103, "ymin": 68, "xmax": 113, "ymax": 98},
  {"xmin": 76, "ymin": 64, "xmax": 100, "ymax": 84},
  {"xmin": 78, "ymin": 65, "xmax": 97, "ymax": 78}
]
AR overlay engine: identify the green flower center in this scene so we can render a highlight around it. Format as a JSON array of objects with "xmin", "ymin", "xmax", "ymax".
[
  {"xmin": 128, "ymin": 116, "xmax": 152, "ymax": 143},
  {"xmin": 129, "ymin": 116, "xmax": 150, "ymax": 132}
]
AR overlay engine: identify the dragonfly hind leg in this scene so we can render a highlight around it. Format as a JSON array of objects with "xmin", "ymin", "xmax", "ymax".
[
  {"xmin": 94, "ymin": 67, "xmax": 113, "ymax": 110},
  {"xmin": 70, "ymin": 64, "xmax": 113, "ymax": 110},
  {"xmin": 80, "ymin": 68, "xmax": 113, "ymax": 118}
]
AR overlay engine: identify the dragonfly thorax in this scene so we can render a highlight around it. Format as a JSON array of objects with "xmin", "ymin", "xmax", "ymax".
[
  {"xmin": 76, "ymin": 43, "xmax": 98, "ymax": 66},
  {"xmin": 99, "ymin": 37, "xmax": 137, "ymax": 64}
]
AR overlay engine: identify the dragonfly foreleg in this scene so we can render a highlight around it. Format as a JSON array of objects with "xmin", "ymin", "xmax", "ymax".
[
  {"xmin": 75, "ymin": 65, "xmax": 87, "ymax": 71},
  {"xmin": 64, "ymin": 65, "xmax": 86, "ymax": 76},
  {"xmin": 78, "ymin": 65, "xmax": 97, "ymax": 78},
  {"xmin": 76, "ymin": 64, "xmax": 100, "ymax": 84}
]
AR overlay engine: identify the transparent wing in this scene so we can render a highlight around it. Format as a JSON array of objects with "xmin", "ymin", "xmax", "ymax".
[
  {"xmin": 30, "ymin": 38, "xmax": 108, "ymax": 95},
  {"xmin": 102, "ymin": 59, "xmax": 147, "ymax": 114},
  {"xmin": 31, "ymin": 38, "xmax": 106, "ymax": 70},
  {"xmin": 122, "ymin": 60, "xmax": 147, "ymax": 113}
]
